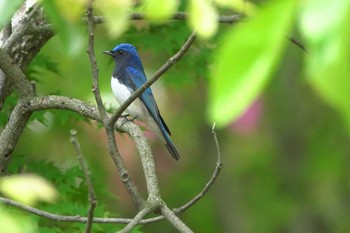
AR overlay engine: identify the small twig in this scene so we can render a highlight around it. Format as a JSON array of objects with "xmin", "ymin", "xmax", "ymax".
[
  {"xmin": 70, "ymin": 129, "xmax": 97, "ymax": 233},
  {"xmin": 108, "ymin": 31, "xmax": 197, "ymax": 127},
  {"xmin": 160, "ymin": 204, "xmax": 193, "ymax": 233},
  {"xmin": 173, "ymin": 123, "xmax": 222, "ymax": 213},
  {"xmin": 86, "ymin": 0, "xmax": 107, "ymax": 122},
  {"xmin": 117, "ymin": 207, "xmax": 152, "ymax": 233},
  {"xmin": 90, "ymin": 12, "xmax": 241, "ymax": 24},
  {"xmin": 288, "ymin": 37, "xmax": 307, "ymax": 52}
]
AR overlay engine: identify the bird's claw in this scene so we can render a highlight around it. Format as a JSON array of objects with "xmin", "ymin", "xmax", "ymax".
[{"xmin": 120, "ymin": 115, "xmax": 137, "ymax": 127}]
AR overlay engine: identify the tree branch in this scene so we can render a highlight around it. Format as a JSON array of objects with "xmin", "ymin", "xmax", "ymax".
[
  {"xmin": 0, "ymin": 48, "xmax": 34, "ymax": 174},
  {"xmin": 0, "ymin": 97, "xmax": 223, "ymax": 227},
  {"xmin": 160, "ymin": 204, "xmax": 193, "ymax": 233},
  {"xmin": 90, "ymin": 12, "xmax": 241, "ymax": 24},
  {"xmin": 0, "ymin": 4, "xmax": 53, "ymax": 108},
  {"xmin": 117, "ymin": 207, "xmax": 152, "ymax": 233},
  {"xmin": 86, "ymin": 0, "xmax": 145, "ymax": 210},
  {"xmin": 0, "ymin": 48, "xmax": 33, "ymax": 99},
  {"xmin": 175, "ymin": 123, "xmax": 223, "ymax": 212}
]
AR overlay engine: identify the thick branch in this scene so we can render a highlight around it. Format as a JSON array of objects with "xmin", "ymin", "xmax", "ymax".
[
  {"xmin": 0, "ymin": 4, "xmax": 53, "ymax": 108},
  {"xmin": 0, "ymin": 96, "xmax": 223, "ymax": 226},
  {"xmin": 0, "ymin": 103, "xmax": 31, "ymax": 174},
  {"xmin": 122, "ymin": 121, "xmax": 160, "ymax": 197},
  {"xmin": 0, "ymin": 49, "xmax": 33, "ymax": 98}
]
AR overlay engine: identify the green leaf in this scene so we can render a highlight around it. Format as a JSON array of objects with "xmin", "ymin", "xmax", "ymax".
[
  {"xmin": 300, "ymin": 0, "xmax": 350, "ymax": 133},
  {"xmin": 208, "ymin": 0, "xmax": 297, "ymax": 127},
  {"xmin": 142, "ymin": 0, "xmax": 178, "ymax": 20},
  {"xmin": 40, "ymin": 0, "xmax": 85, "ymax": 56},
  {"xmin": 0, "ymin": 0, "xmax": 24, "ymax": 28},
  {"xmin": 0, "ymin": 174, "xmax": 57, "ymax": 205},
  {"xmin": 0, "ymin": 204, "xmax": 37, "ymax": 233},
  {"xmin": 95, "ymin": 0, "xmax": 132, "ymax": 38},
  {"xmin": 188, "ymin": 0, "xmax": 218, "ymax": 39}
]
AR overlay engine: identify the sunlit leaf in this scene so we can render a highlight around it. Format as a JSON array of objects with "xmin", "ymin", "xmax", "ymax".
[
  {"xmin": 0, "ymin": 0, "xmax": 24, "ymax": 28},
  {"xmin": 40, "ymin": 0, "xmax": 85, "ymax": 55},
  {"xmin": 142, "ymin": 0, "xmax": 178, "ymax": 20},
  {"xmin": 188, "ymin": 0, "xmax": 218, "ymax": 38},
  {"xmin": 0, "ymin": 205, "xmax": 36, "ymax": 233},
  {"xmin": 95, "ymin": 0, "xmax": 132, "ymax": 38},
  {"xmin": 300, "ymin": 0, "xmax": 350, "ymax": 132},
  {"xmin": 55, "ymin": 0, "xmax": 87, "ymax": 21},
  {"xmin": 214, "ymin": 0, "xmax": 256, "ymax": 15},
  {"xmin": 208, "ymin": 0, "xmax": 297, "ymax": 127},
  {"xmin": 0, "ymin": 174, "xmax": 58, "ymax": 205}
]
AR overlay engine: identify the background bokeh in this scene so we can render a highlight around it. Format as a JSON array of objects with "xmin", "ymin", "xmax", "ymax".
[
  {"xmin": 6, "ymin": 20, "xmax": 350, "ymax": 233},
  {"xmin": 1, "ymin": 0, "xmax": 349, "ymax": 232}
]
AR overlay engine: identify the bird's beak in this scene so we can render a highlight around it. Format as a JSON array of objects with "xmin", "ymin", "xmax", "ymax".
[{"xmin": 103, "ymin": 50, "xmax": 114, "ymax": 57}]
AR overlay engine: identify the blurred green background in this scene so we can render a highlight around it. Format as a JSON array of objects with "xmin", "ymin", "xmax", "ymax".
[{"xmin": 1, "ymin": 0, "xmax": 350, "ymax": 232}]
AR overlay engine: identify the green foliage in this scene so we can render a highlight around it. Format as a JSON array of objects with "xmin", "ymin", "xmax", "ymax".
[
  {"xmin": 7, "ymin": 154, "xmax": 127, "ymax": 233},
  {"xmin": 40, "ymin": 0, "xmax": 86, "ymax": 56},
  {"xmin": 142, "ymin": 0, "xmax": 179, "ymax": 20},
  {"xmin": 0, "ymin": 0, "xmax": 24, "ymax": 28},
  {"xmin": 27, "ymin": 54, "xmax": 63, "ymax": 80},
  {"xmin": 0, "ymin": 93, "xmax": 17, "ymax": 127},
  {"xmin": 188, "ymin": 0, "xmax": 218, "ymax": 38},
  {"xmin": 208, "ymin": 0, "xmax": 297, "ymax": 127},
  {"xmin": 2, "ymin": 0, "xmax": 350, "ymax": 232},
  {"xmin": 300, "ymin": 0, "xmax": 350, "ymax": 132},
  {"xmin": 0, "ymin": 205, "xmax": 38, "ymax": 233}
]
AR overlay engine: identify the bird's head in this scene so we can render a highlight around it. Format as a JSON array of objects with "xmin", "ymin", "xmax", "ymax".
[{"xmin": 103, "ymin": 43, "xmax": 142, "ymax": 68}]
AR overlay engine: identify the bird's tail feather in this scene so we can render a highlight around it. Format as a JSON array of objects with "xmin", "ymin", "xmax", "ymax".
[
  {"xmin": 161, "ymin": 127, "xmax": 179, "ymax": 160},
  {"xmin": 165, "ymin": 139, "xmax": 180, "ymax": 160},
  {"xmin": 159, "ymin": 118, "xmax": 179, "ymax": 160}
]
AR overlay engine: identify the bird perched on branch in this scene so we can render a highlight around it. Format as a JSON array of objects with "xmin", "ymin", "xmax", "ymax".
[{"xmin": 103, "ymin": 43, "xmax": 180, "ymax": 160}]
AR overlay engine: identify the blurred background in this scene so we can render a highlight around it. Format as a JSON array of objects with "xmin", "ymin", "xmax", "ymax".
[{"xmin": 1, "ymin": 0, "xmax": 350, "ymax": 232}]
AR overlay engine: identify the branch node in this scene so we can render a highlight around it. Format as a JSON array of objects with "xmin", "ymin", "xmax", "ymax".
[{"xmin": 121, "ymin": 172, "xmax": 130, "ymax": 183}]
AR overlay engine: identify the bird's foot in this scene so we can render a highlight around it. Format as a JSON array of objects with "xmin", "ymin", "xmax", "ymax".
[{"xmin": 120, "ymin": 115, "xmax": 138, "ymax": 127}]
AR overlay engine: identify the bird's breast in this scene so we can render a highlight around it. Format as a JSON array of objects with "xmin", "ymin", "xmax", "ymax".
[{"xmin": 111, "ymin": 76, "xmax": 147, "ymax": 120}]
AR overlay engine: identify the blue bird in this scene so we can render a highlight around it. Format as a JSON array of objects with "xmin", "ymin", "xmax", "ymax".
[{"xmin": 103, "ymin": 43, "xmax": 180, "ymax": 160}]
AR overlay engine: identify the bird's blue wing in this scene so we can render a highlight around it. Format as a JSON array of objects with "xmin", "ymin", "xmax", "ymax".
[{"xmin": 125, "ymin": 67, "xmax": 171, "ymax": 135}]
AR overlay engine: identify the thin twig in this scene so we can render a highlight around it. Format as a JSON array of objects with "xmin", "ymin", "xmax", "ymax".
[
  {"xmin": 90, "ymin": 12, "xmax": 241, "ymax": 24},
  {"xmin": 288, "ymin": 37, "xmax": 307, "ymax": 52},
  {"xmin": 70, "ymin": 129, "xmax": 97, "ymax": 233},
  {"xmin": 173, "ymin": 123, "xmax": 222, "ymax": 213},
  {"xmin": 86, "ymin": 0, "xmax": 145, "ymax": 209},
  {"xmin": 117, "ymin": 207, "xmax": 152, "ymax": 233},
  {"xmin": 160, "ymin": 204, "xmax": 193, "ymax": 233},
  {"xmin": 86, "ymin": 0, "xmax": 107, "ymax": 122},
  {"xmin": 108, "ymin": 31, "xmax": 197, "ymax": 127},
  {"xmin": 0, "ymin": 121, "xmax": 223, "ymax": 225}
]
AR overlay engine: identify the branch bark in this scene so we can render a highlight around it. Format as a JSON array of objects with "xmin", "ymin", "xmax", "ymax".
[
  {"xmin": 0, "ymin": 96, "xmax": 223, "ymax": 227},
  {"xmin": 86, "ymin": 0, "xmax": 145, "ymax": 211}
]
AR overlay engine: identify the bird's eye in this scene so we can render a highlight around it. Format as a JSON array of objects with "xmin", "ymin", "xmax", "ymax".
[{"xmin": 119, "ymin": 50, "xmax": 124, "ymax": 55}]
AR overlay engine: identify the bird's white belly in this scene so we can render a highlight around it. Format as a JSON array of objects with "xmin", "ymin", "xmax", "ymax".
[
  {"xmin": 111, "ymin": 77, "xmax": 147, "ymax": 120},
  {"xmin": 111, "ymin": 76, "xmax": 166, "ymax": 142}
]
